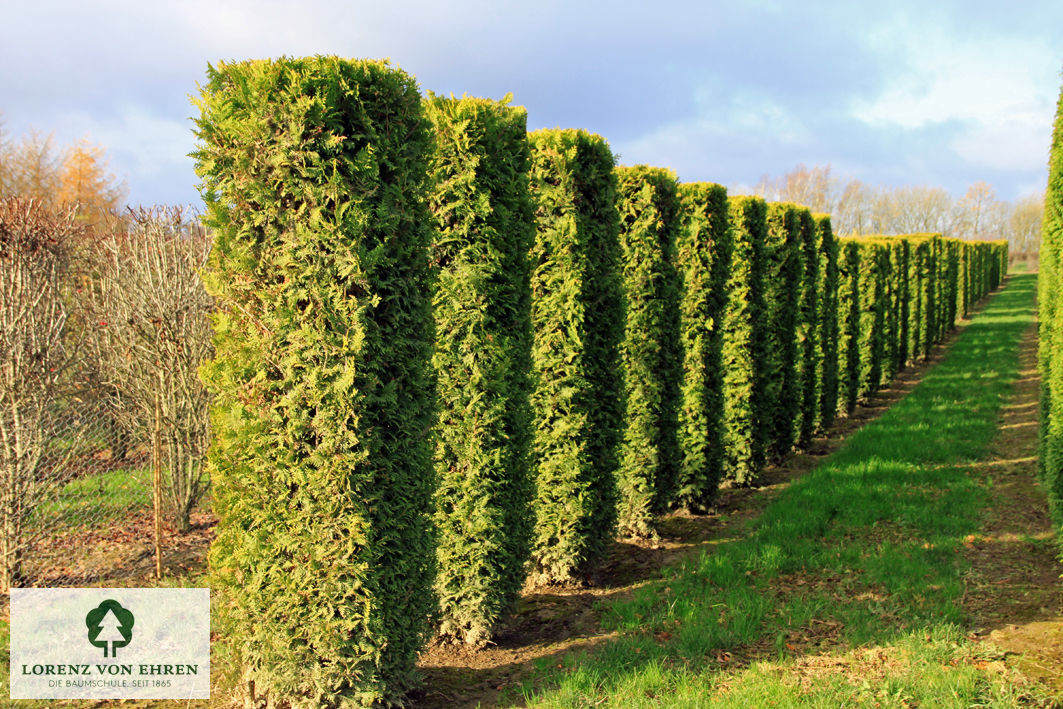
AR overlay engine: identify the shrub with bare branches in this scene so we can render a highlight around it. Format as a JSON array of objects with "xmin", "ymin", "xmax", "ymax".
[
  {"xmin": 87, "ymin": 206, "xmax": 213, "ymax": 532},
  {"xmin": 0, "ymin": 198, "xmax": 86, "ymax": 591}
]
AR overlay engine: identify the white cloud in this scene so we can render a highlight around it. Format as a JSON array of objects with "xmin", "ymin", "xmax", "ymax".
[
  {"xmin": 950, "ymin": 111, "xmax": 1052, "ymax": 173},
  {"xmin": 848, "ymin": 13, "xmax": 1057, "ymax": 176}
]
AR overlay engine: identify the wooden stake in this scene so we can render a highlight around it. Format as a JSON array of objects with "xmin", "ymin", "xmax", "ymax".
[{"xmin": 153, "ymin": 391, "xmax": 162, "ymax": 580}]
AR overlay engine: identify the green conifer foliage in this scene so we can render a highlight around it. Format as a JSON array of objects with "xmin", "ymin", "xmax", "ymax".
[
  {"xmin": 942, "ymin": 238, "xmax": 962, "ymax": 332},
  {"xmin": 856, "ymin": 240, "xmax": 888, "ymax": 399},
  {"xmin": 795, "ymin": 208, "xmax": 819, "ymax": 447},
  {"xmin": 674, "ymin": 182, "xmax": 731, "ymax": 512},
  {"xmin": 722, "ymin": 196, "xmax": 768, "ymax": 484},
  {"xmin": 614, "ymin": 166, "xmax": 682, "ymax": 536},
  {"xmin": 928, "ymin": 235, "xmax": 943, "ymax": 346},
  {"xmin": 764, "ymin": 203, "xmax": 803, "ymax": 459},
  {"xmin": 194, "ymin": 57, "xmax": 436, "ymax": 706},
  {"xmin": 906, "ymin": 235, "xmax": 937, "ymax": 361},
  {"xmin": 876, "ymin": 238, "xmax": 908, "ymax": 382},
  {"xmin": 424, "ymin": 95, "xmax": 534, "ymax": 647},
  {"xmin": 837, "ymin": 239, "xmax": 861, "ymax": 415},
  {"xmin": 958, "ymin": 241, "xmax": 970, "ymax": 318},
  {"xmin": 526, "ymin": 128, "xmax": 624, "ymax": 584},
  {"xmin": 814, "ymin": 215, "xmax": 839, "ymax": 431},
  {"xmin": 1039, "ymin": 76, "xmax": 1062, "ymax": 527}
]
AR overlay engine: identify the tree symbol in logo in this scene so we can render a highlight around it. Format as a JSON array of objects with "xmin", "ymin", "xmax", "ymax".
[{"xmin": 86, "ymin": 599, "xmax": 134, "ymax": 658}]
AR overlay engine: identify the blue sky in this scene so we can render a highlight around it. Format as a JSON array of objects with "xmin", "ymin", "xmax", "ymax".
[{"xmin": 2, "ymin": 0, "xmax": 1059, "ymax": 207}]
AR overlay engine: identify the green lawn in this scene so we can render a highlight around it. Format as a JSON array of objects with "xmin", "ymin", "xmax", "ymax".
[
  {"xmin": 514, "ymin": 273, "xmax": 1047, "ymax": 707},
  {"xmin": 29, "ymin": 466, "xmax": 154, "ymax": 531}
]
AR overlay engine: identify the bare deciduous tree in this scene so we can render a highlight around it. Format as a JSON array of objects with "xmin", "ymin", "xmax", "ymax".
[
  {"xmin": 756, "ymin": 163, "xmax": 840, "ymax": 215},
  {"xmin": 1007, "ymin": 192, "xmax": 1044, "ymax": 263},
  {"xmin": 88, "ymin": 206, "xmax": 213, "ymax": 532},
  {"xmin": 0, "ymin": 198, "xmax": 86, "ymax": 591}
]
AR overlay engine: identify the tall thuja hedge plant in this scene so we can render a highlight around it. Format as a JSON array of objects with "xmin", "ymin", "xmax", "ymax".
[
  {"xmin": 927, "ymin": 235, "xmax": 944, "ymax": 346},
  {"xmin": 674, "ymin": 182, "xmax": 731, "ymax": 513},
  {"xmin": 527, "ymin": 128, "xmax": 624, "ymax": 583},
  {"xmin": 763, "ymin": 203, "xmax": 802, "ymax": 460},
  {"xmin": 942, "ymin": 238, "xmax": 962, "ymax": 332},
  {"xmin": 1040, "ymin": 70, "xmax": 1061, "ymax": 531},
  {"xmin": 722, "ymin": 196, "xmax": 768, "ymax": 484},
  {"xmin": 958, "ymin": 240, "xmax": 970, "ymax": 318},
  {"xmin": 614, "ymin": 166, "xmax": 682, "ymax": 537},
  {"xmin": 856, "ymin": 240, "xmax": 888, "ymax": 400},
  {"xmin": 194, "ymin": 58, "xmax": 437, "ymax": 706},
  {"xmin": 836, "ymin": 238, "xmax": 861, "ymax": 415},
  {"xmin": 906, "ymin": 235, "xmax": 937, "ymax": 361},
  {"xmin": 795, "ymin": 207, "xmax": 819, "ymax": 447},
  {"xmin": 424, "ymin": 95, "xmax": 533, "ymax": 647},
  {"xmin": 815, "ymin": 215, "xmax": 839, "ymax": 431},
  {"xmin": 876, "ymin": 237, "xmax": 908, "ymax": 383}
]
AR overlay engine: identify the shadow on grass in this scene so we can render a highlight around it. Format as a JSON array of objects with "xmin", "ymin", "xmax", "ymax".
[{"xmin": 453, "ymin": 274, "xmax": 1044, "ymax": 707}]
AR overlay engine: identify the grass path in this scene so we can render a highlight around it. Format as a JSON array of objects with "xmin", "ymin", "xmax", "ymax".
[{"xmin": 508, "ymin": 272, "xmax": 1060, "ymax": 707}]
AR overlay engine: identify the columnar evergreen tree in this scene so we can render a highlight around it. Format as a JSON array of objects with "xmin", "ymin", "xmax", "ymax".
[
  {"xmin": 1040, "ymin": 77, "xmax": 1063, "ymax": 539},
  {"xmin": 837, "ymin": 239, "xmax": 861, "ymax": 415},
  {"xmin": 795, "ymin": 207, "xmax": 819, "ymax": 447},
  {"xmin": 894, "ymin": 239, "xmax": 911, "ymax": 370},
  {"xmin": 424, "ymin": 95, "xmax": 534, "ymax": 647},
  {"xmin": 927, "ymin": 235, "xmax": 942, "ymax": 346},
  {"xmin": 194, "ymin": 57, "xmax": 437, "ymax": 706},
  {"xmin": 856, "ymin": 240, "xmax": 888, "ymax": 399},
  {"xmin": 614, "ymin": 166, "xmax": 682, "ymax": 537},
  {"xmin": 907, "ymin": 235, "xmax": 936, "ymax": 361},
  {"xmin": 526, "ymin": 128, "xmax": 624, "ymax": 584},
  {"xmin": 876, "ymin": 238, "xmax": 907, "ymax": 382},
  {"xmin": 958, "ymin": 241, "xmax": 970, "ymax": 318},
  {"xmin": 674, "ymin": 182, "xmax": 731, "ymax": 512},
  {"xmin": 943, "ymin": 238, "xmax": 962, "ymax": 331},
  {"xmin": 814, "ymin": 214, "xmax": 839, "ymax": 431},
  {"xmin": 764, "ymin": 203, "xmax": 802, "ymax": 459},
  {"xmin": 722, "ymin": 196, "xmax": 768, "ymax": 483}
]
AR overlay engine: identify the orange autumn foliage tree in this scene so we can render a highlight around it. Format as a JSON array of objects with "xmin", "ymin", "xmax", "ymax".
[
  {"xmin": 0, "ymin": 129, "xmax": 125, "ymax": 227},
  {"xmin": 57, "ymin": 138, "xmax": 126, "ymax": 226}
]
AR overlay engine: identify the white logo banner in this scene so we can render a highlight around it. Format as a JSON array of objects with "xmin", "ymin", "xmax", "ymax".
[{"xmin": 9, "ymin": 588, "xmax": 210, "ymax": 700}]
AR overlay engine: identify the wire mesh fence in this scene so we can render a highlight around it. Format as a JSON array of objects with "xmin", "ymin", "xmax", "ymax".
[
  {"xmin": 3, "ymin": 396, "xmax": 214, "ymax": 592},
  {"xmin": 1, "ymin": 200, "xmax": 215, "ymax": 596}
]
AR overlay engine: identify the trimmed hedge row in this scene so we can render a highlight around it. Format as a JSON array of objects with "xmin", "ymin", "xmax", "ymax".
[
  {"xmin": 424, "ymin": 95, "xmax": 535, "ymax": 648},
  {"xmin": 833, "ymin": 234, "xmax": 1007, "ymax": 417},
  {"xmin": 1040, "ymin": 77, "xmax": 1063, "ymax": 554},
  {"xmin": 722, "ymin": 196, "xmax": 769, "ymax": 484},
  {"xmin": 763, "ymin": 203, "xmax": 803, "ymax": 460},
  {"xmin": 675, "ymin": 183, "xmax": 731, "ymax": 513},
  {"xmin": 195, "ymin": 57, "xmax": 438, "ymax": 706},
  {"xmin": 815, "ymin": 215, "xmax": 840, "ymax": 431},
  {"xmin": 837, "ymin": 239, "xmax": 862, "ymax": 415},
  {"xmin": 196, "ymin": 59, "xmax": 1014, "ymax": 704},
  {"xmin": 614, "ymin": 166, "xmax": 682, "ymax": 537},
  {"xmin": 526, "ymin": 128, "xmax": 624, "ymax": 584},
  {"xmin": 796, "ymin": 208, "xmax": 820, "ymax": 448}
]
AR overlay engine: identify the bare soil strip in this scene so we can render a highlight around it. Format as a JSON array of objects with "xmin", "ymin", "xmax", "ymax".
[{"xmin": 962, "ymin": 310, "xmax": 1063, "ymax": 697}]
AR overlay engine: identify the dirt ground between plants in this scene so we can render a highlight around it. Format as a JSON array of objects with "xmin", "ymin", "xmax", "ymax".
[
  {"xmin": 412, "ymin": 313, "xmax": 980, "ymax": 709},
  {"xmin": 961, "ymin": 312, "xmax": 1063, "ymax": 698}
]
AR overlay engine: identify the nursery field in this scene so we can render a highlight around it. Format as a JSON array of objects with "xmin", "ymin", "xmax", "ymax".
[
  {"xmin": 414, "ymin": 271, "xmax": 1063, "ymax": 708},
  {"xmin": 1, "ymin": 55, "xmax": 1048, "ymax": 709},
  {"xmin": 3, "ymin": 272, "xmax": 1059, "ymax": 708}
]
